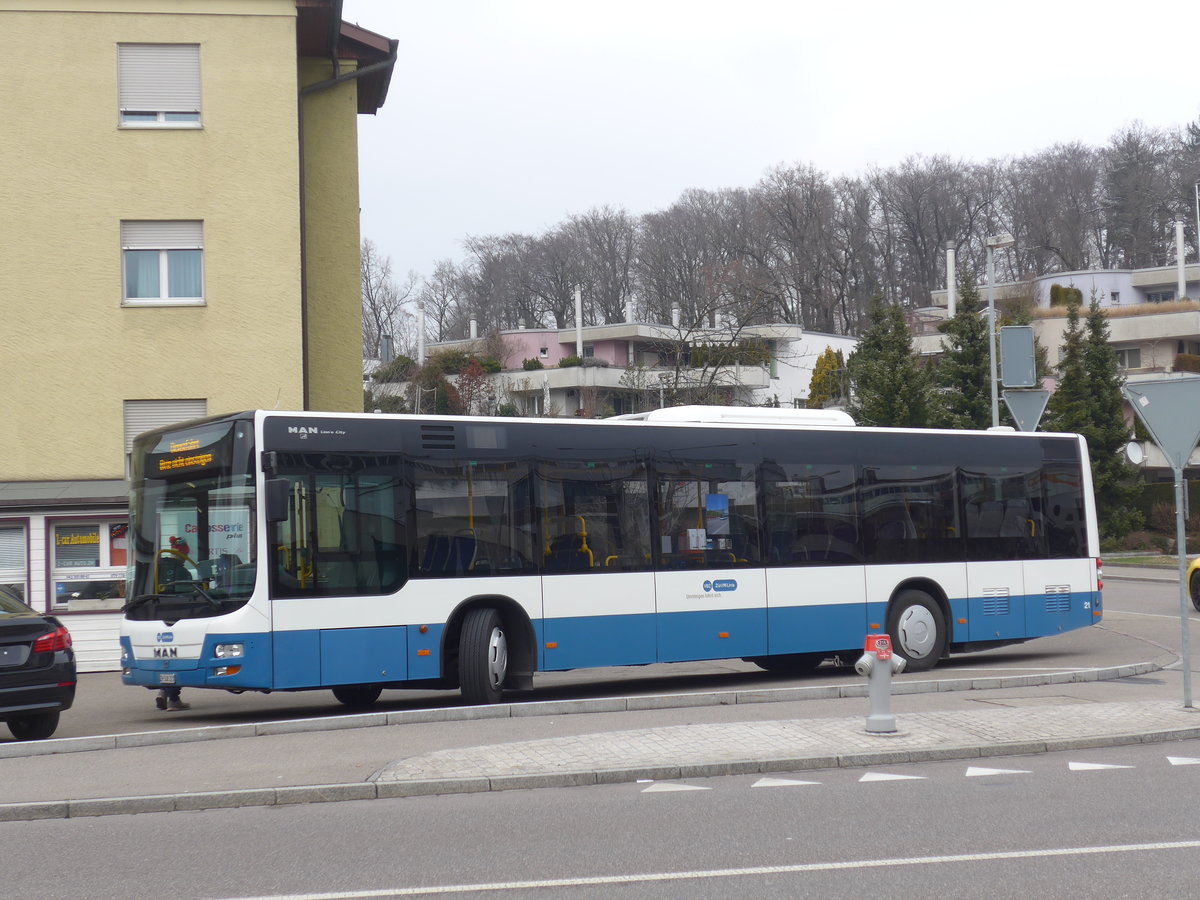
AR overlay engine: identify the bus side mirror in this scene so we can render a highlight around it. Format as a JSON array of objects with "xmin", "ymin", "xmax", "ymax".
[{"xmin": 265, "ymin": 478, "xmax": 290, "ymax": 524}]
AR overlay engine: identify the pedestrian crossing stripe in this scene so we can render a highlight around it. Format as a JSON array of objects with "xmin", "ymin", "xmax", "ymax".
[
  {"xmin": 859, "ymin": 772, "xmax": 927, "ymax": 782},
  {"xmin": 1168, "ymin": 757, "xmax": 1200, "ymax": 766},
  {"xmin": 965, "ymin": 766, "xmax": 1031, "ymax": 777},
  {"xmin": 752, "ymin": 777, "xmax": 820, "ymax": 788},
  {"xmin": 1068, "ymin": 761, "xmax": 1134, "ymax": 771},
  {"xmin": 641, "ymin": 782, "xmax": 710, "ymax": 792}
]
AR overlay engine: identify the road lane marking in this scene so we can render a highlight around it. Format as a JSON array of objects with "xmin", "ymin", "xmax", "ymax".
[
  {"xmin": 965, "ymin": 766, "xmax": 1031, "ymax": 777},
  {"xmin": 1069, "ymin": 761, "xmax": 1134, "ymax": 771},
  {"xmin": 217, "ymin": 839, "xmax": 1200, "ymax": 899},
  {"xmin": 752, "ymin": 777, "xmax": 820, "ymax": 787}
]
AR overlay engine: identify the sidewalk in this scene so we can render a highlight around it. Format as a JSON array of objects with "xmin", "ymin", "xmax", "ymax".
[{"xmin": 3, "ymin": 657, "xmax": 1200, "ymax": 823}]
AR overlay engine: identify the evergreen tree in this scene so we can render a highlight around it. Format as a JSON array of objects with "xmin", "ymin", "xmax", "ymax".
[
  {"xmin": 1082, "ymin": 293, "xmax": 1140, "ymax": 536},
  {"xmin": 846, "ymin": 299, "xmax": 933, "ymax": 427},
  {"xmin": 930, "ymin": 272, "xmax": 990, "ymax": 429},
  {"xmin": 806, "ymin": 346, "xmax": 846, "ymax": 409},
  {"xmin": 1044, "ymin": 296, "xmax": 1139, "ymax": 538},
  {"xmin": 1044, "ymin": 299, "xmax": 1089, "ymax": 432}
]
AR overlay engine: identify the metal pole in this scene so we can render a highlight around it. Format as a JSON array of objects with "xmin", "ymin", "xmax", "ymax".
[
  {"xmin": 1176, "ymin": 467, "xmax": 1193, "ymax": 708},
  {"xmin": 987, "ymin": 245, "xmax": 999, "ymax": 427},
  {"xmin": 1194, "ymin": 182, "xmax": 1199, "ymax": 264}
]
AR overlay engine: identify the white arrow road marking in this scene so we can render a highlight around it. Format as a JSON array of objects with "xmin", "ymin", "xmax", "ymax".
[
  {"xmin": 1069, "ymin": 761, "xmax": 1134, "ymax": 771},
  {"xmin": 859, "ymin": 772, "xmax": 927, "ymax": 782},
  {"xmin": 1168, "ymin": 757, "xmax": 1200, "ymax": 766},
  {"xmin": 752, "ymin": 777, "xmax": 820, "ymax": 788},
  {"xmin": 641, "ymin": 782, "xmax": 711, "ymax": 793},
  {"xmin": 965, "ymin": 766, "xmax": 1032, "ymax": 777}
]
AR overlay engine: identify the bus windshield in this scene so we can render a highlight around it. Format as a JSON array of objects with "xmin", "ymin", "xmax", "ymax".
[{"xmin": 125, "ymin": 418, "xmax": 258, "ymax": 622}]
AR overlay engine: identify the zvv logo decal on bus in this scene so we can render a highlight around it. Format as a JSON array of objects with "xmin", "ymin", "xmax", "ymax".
[{"xmin": 703, "ymin": 580, "xmax": 737, "ymax": 593}]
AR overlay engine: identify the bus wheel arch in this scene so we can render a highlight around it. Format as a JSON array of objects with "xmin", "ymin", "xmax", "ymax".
[
  {"xmin": 885, "ymin": 581, "xmax": 949, "ymax": 672},
  {"xmin": 443, "ymin": 595, "xmax": 536, "ymax": 700}
]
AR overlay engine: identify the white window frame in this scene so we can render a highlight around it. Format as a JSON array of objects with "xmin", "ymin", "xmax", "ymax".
[
  {"xmin": 118, "ymin": 43, "xmax": 201, "ymax": 128},
  {"xmin": 1115, "ymin": 347, "xmax": 1142, "ymax": 370},
  {"xmin": 49, "ymin": 519, "xmax": 129, "ymax": 611},
  {"xmin": 121, "ymin": 220, "xmax": 204, "ymax": 306}
]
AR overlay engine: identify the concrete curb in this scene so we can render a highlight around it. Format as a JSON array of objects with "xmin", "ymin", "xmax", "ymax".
[
  {"xmin": 0, "ymin": 661, "xmax": 1161, "ymax": 762},
  {"xmin": 4, "ymin": 714, "xmax": 1199, "ymax": 823}
]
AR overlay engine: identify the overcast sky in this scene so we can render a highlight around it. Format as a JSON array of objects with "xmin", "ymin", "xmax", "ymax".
[{"xmin": 346, "ymin": 0, "xmax": 1200, "ymax": 286}]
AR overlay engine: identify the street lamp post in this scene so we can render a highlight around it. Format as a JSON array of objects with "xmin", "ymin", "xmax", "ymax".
[{"xmin": 985, "ymin": 233, "xmax": 1016, "ymax": 428}]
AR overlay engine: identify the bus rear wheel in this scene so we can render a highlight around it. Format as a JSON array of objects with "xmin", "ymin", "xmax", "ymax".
[
  {"xmin": 332, "ymin": 685, "xmax": 383, "ymax": 708},
  {"xmin": 459, "ymin": 608, "xmax": 508, "ymax": 705},
  {"xmin": 887, "ymin": 589, "xmax": 946, "ymax": 672},
  {"xmin": 1190, "ymin": 572, "xmax": 1200, "ymax": 612}
]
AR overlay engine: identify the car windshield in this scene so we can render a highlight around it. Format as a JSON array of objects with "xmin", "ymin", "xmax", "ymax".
[
  {"xmin": 125, "ymin": 418, "xmax": 258, "ymax": 622},
  {"xmin": 0, "ymin": 586, "xmax": 31, "ymax": 615}
]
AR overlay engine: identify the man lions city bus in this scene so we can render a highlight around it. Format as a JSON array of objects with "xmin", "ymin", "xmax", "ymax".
[{"xmin": 120, "ymin": 407, "xmax": 1101, "ymax": 706}]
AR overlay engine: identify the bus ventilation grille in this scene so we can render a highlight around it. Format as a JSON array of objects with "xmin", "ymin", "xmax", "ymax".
[
  {"xmin": 982, "ymin": 588, "xmax": 1010, "ymax": 617},
  {"xmin": 420, "ymin": 424, "xmax": 457, "ymax": 450},
  {"xmin": 1044, "ymin": 585, "xmax": 1071, "ymax": 613}
]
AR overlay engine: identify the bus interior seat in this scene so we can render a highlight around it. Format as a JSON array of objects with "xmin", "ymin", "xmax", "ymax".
[
  {"xmin": 420, "ymin": 534, "xmax": 476, "ymax": 575},
  {"xmin": 544, "ymin": 533, "xmax": 593, "ymax": 571},
  {"xmin": 972, "ymin": 500, "xmax": 1005, "ymax": 537},
  {"xmin": 421, "ymin": 534, "xmax": 450, "ymax": 574}
]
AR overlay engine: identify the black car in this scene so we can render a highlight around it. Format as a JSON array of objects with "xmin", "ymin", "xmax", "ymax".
[{"xmin": 0, "ymin": 586, "xmax": 76, "ymax": 741}]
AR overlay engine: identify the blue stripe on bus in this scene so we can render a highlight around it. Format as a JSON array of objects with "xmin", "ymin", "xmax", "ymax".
[{"xmin": 121, "ymin": 590, "xmax": 1102, "ymax": 691}]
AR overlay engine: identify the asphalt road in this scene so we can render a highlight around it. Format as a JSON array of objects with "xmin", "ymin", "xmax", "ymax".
[
  {"xmin": 39, "ymin": 576, "xmax": 1192, "ymax": 742},
  {"xmin": 9, "ymin": 735, "xmax": 1200, "ymax": 899}
]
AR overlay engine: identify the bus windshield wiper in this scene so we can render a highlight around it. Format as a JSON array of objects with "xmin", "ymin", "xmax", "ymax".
[
  {"xmin": 168, "ymin": 580, "xmax": 222, "ymax": 610},
  {"xmin": 123, "ymin": 593, "xmax": 160, "ymax": 613}
]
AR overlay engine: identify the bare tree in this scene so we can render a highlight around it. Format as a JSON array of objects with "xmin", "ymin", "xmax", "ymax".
[
  {"xmin": 361, "ymin": 238, "xmax": 417, "ymax": 358},
  {"xmin": 418, "ymin": 259, "xmax": 468, "ymax": 342}
]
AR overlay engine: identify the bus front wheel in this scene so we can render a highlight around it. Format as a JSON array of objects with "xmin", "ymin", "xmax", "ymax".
[
  {"xmin": 887, "ymin": 590, "xmax": 946, "ymax": 672},
  {"xmin": 459, "ymin": 608, "xmax": 508, "ymax": 705},
  {"xmin": 1190, "ymin": 572, "xmax": 1200, "ymax": 612}
]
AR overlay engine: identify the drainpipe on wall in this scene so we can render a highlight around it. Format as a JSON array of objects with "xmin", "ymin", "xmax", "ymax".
[{"xmin": 296, "ymin": 23, "xmax": 398, "ymax": 409}]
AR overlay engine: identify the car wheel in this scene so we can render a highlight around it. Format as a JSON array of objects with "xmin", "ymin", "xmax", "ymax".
[
  {"xmin": 459, "ymin": 608, "xmax": 507, "ymax": 705},
  {"xmin": 887, "ymin": 589, "xmax": 946, "ymax": 672},
  {"xmin": 1191, "ymin": 572, "xmax": 1200, "ymax": 613},
  {"xmin": 331, "ymin": 685, "xmax": 383, "ymax": 708},
  {"xmin": 8, "ymin": 710, "xmax": 60, "ymax": 741}
]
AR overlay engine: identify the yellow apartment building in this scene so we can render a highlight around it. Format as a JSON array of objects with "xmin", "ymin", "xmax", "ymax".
[{"xmin": 0, "ymin": 0, "xmax": 396, "ymax": 669}]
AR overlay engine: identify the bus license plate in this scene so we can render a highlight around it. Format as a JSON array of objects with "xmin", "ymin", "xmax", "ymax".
[{"xmin": 157, "ymin": 673, "xmax": 177, "ymax": 685}]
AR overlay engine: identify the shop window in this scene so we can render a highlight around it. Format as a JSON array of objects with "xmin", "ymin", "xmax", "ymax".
[{"xmin": 51, "ymin": 521, "xmax": 128, "ymax": 611}]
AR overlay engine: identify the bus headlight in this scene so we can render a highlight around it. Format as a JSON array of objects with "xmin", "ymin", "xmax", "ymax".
[
  {"xmin": 214, "ymin": 665, "xmax": 242, "ymax": 676},
  {"xmin": 214, "ymin": 643, "xmax": 244, "ymax": 658}
]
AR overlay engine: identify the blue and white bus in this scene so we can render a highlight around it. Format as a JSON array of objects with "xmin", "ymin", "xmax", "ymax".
[{"xmin": 120, "ymin": 407, "xmax": 1102, "ymax": 706}]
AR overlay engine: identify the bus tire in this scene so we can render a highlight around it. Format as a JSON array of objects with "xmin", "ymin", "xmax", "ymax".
[
  {"xmin": 7, "ymin": 710, "xmax": 60, "ymax": 741},
  {"xmin": 459, "ymin": 608, "xmax": 508, "ymax": 705},
  {"xmin": 887, "ymin": 589, "xmax": 946, "ymax": 672},
  {"xmin": 332, "ymin": 685, "xmax": 383, "ymax": 708},
  {"xmin": 1191, "ymin": 572, "xmax": 1200, "ymax": 613}
]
